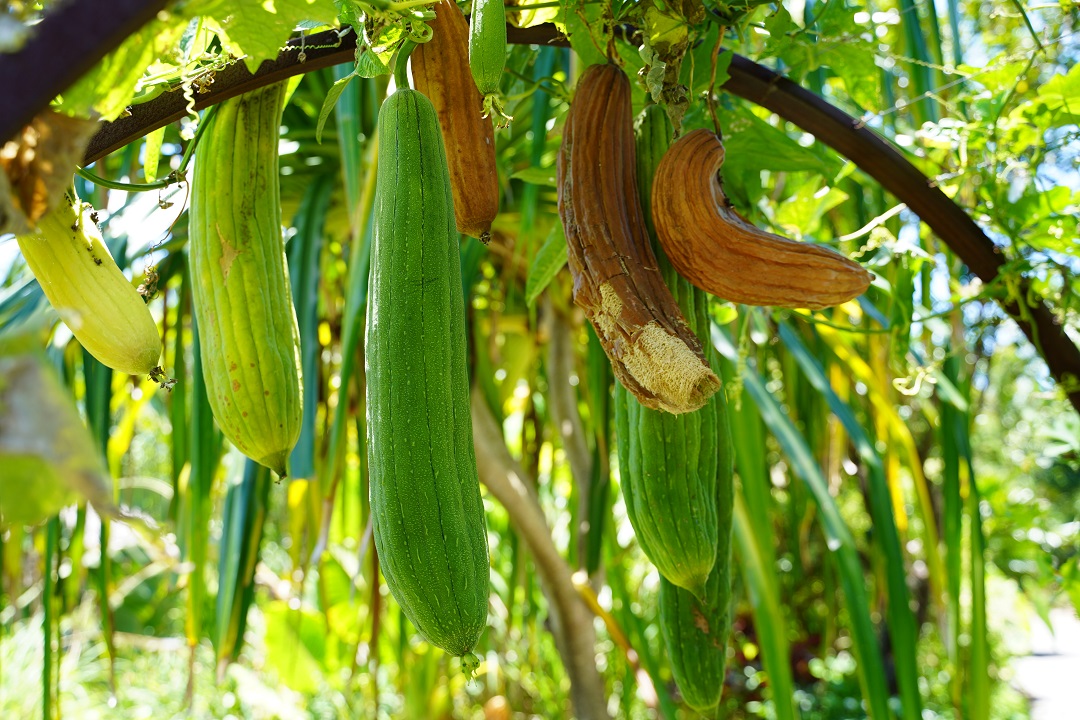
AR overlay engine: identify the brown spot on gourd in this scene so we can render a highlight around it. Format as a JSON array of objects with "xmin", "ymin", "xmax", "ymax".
[
  {"xmin": 232, "ymin": 379, "xmax": 240, "ymax": 391},
  {"xmin": 692, "ymin": 606, "xmax": 711, "ymax": 634},
  {"xmin": 230, "ymin": 361, "xmax": 238, "ymax": 371},
  {"xmin": 216, "ymin": 223, "xmax": 241, "ymax": 282},
  {"xmin": 264, "ymin": 390, "xmax": 270, "ymax": 396},
  {"xmin": 242, "ymin": 411, "xmax": 248, "ymax": 417}
]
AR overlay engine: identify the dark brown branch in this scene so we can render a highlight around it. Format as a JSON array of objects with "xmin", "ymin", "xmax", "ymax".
[
  {"xmin": 721, "ymin": 58, "xmax": 1080, "ymax": 414},
  {"xmin": 0, "ymin": 0, "xmax": 170, "ymax": 145},
  {"xmin": 75, "ymin": 23, "xmax": 1080, "ymax": 413}
]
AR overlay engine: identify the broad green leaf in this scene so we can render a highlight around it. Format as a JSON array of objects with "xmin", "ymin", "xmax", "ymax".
[
  {"xmin": 717, "ymin": 106, "xmax": 842, "ymax": 180},
  {"xmin": 1032, "ymin": 62, "xmax": 1080, "ymax": 125},
  {"xmin": 772, "ymin": 179, "xmax": 849, "ymax": 237},
  {"xmin": 823, "ymin": 42, "xmax": 882, "ymax": 110},
  {"xmin": 356, "ymin": 47, "xmax": 391, "ymax": 78},
  {"xmin": 0, "ymin": 346, "xmax": 112, "ymax": 528},
  {"xmin": 558, "ymin": 0, "xmax": 607, "ymax": 69},
  {"xmin": 212, "ymin": 0, "xmax": 338, "ymax": 72},
  {"xmin": 525, "ymin": 223, "xmax": 568, "ymax": 306},
  {"xmin": 511, "ymin": 166, "xmax": 557, "ymax": 187},
  {"xmin": 58, "ymin": 20, "xmax": 187, "ymax": 121},
  {"xmin": 962, "ymin": 58, "xmax": 1029, "ymax": 94},
  {"xmin": 263, "ymin": 601, "xmax": 329, "ymax": 692}
]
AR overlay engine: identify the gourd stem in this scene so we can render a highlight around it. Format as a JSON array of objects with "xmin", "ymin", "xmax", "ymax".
[
  {"xmin": 394, "ymin": 40, "xmax": 417, "ymax": 90},
  {"xmin": 76, "ymin": 105, "xmax": 219, "ymax": 192}
]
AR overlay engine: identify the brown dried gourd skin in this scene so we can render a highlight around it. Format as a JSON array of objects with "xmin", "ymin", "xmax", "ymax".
[
  {"xmin": 652, "ymin": 128, "xmax": 873, "ymax": 310},
  {"xmin": 557, "ymin": 64, "xmax": 719, "ymax": 415},
  {"xmin": 412, "ymin": 0, "xmax": 499, "ymax": 242}
]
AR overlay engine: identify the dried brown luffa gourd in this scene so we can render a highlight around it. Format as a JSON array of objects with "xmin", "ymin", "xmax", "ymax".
[
  {"xmin": 652, "ymin": 129, "xmax": 872, "ymax": 309},
  {"xmin": 557, "ymin": 64, "xmax": 719, "ymax": 415},
  {"xmin": 412, "ymin": 0, "xmax": 499, "ymax": 242}
]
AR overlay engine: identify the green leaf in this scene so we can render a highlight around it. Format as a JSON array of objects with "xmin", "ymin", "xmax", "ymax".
[
  {"xmin": 511, "ymin": 166, "xmax": 557, "ymax": 187},
  {"xmin": 143, "ymin": 126, "xmax": 165, "ymax": 182},
  {"xmin": 262, "ymin": 601, "xmax": 329, "ymax": 692},
  {"xmin": 316, "ymin": 71, "xmax": 355, "ymax": 143},
  {"xmin": 356, "ymin": 47, "xmax": 391, "ymax": 78},
  {"xmin": 823, "ymin": 42, "xmax": 882, "ymax": 110},
  {"xmin": 558, "ymin": 0, "xmax": 607, "ymax": 69},
  {"xmin": 212, "ymin": 0, "xmax": 339, "ymax": 72},
  {"xmin": 712, "ymin": 106, "xmax": 839, "ymax": 186},
  {"xmin": 1033, "ymin": 62, "xmax": 1080, "ymax": 125},
  {"xmin": 0, "ymin": 349, "xmax": 112, "ymax": 528},
  {"xmin": 525, "ymin": 222, "xmax": 568, "ymax": 306},
  {"xmin": 772, "ymin": 178, "xmax": 849, "ymax": 237},
  {"xmin": 57, "ymin": 20, "xmax": 187, "ymax": 121}
]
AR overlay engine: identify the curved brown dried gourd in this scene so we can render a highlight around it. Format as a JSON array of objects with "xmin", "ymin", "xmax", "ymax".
[
  {"xmin": 557, "ymin": 64, "xmax": 719, "ymax": 415},
  {"xmin": 653, "ymin": 129, "xmax": 872, "ymax": 309},
  {"xmin": 412, "ymin": 0, "xmax": 499, "ymax": 242}
]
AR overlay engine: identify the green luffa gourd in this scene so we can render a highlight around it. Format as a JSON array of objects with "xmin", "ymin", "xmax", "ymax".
[
  {"xmin": 366, "ymin": 87, "xmax": 489, "ymax": 660},
  {"xmin": 614, "ymin": 105, "xmax": 721, "ymax": 600},
  {"xmin": 189, "ymin": 82, "xmax": 303, "ymax": 477},
  {"xmin": 618, "ymin": 104, "xmax": 735, "ymax": 709}
]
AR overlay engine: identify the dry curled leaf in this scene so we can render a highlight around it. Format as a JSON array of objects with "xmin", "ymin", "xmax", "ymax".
[
  {"xmin": 0, "ymin": 110, "xmax": 100, "ymax": 235},
  {"xmin": 652, "ymin": 128, "xmax": 873, "ymax": 309},
  {"xmin": 557, "ymin": 64, "xmax": 719, "ymax": 415}
]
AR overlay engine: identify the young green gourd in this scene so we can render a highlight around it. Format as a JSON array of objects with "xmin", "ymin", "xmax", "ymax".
[
  {"xmin": 468, "ymin": 0, "xmax": 510, "ymax": 123},
  {"xmin": 366, "ymin": 85, "xmax": 490, "ymax": 661}
]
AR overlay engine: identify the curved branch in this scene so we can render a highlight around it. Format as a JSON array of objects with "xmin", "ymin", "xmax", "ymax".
[
  {"xmin": 721, "ymin": 57, "xmax": 1080, "ymax": 413},
  {"xmin": 471, "ymin": 388, "xmax": 611, "ymax": 720},
  {"xmin": 544, "ymin": 298, "xmax": 594, "ymax": 570},
  {"xmin": 0, "ymin": 0, "xmax": 170, "ymax": 145},
  {"xmin": 75, "ymin": 23, "xmax": 1080, "ymax": 413}
]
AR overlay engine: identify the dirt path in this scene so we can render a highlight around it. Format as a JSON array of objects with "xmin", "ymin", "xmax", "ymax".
[{"xmin": 1011, "ymin": 607, "xmax": 1080, "ymax": 718}]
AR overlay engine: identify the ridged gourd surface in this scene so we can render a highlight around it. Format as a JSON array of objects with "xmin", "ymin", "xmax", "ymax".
[
  {"xmin": 189, "ymin": 82, "xmax": 303, "ymax": 477},
  {"xmin": 366, "ymin": 88, "xmax": 489, "ymax": 658},
  {"xmin": 614, "ymin": 105, "xmax": 720, "ymax": 599},
  {"xmin": 16, "ymin": 192, "xmax": 161, "ymax": 376},
  {"xmin": 467, "ymin": 0, "xmax": 506, "ymax": 95},
  {"xmin": 658, "ymin": 446, "xmax": 733, "ymax": 712}
]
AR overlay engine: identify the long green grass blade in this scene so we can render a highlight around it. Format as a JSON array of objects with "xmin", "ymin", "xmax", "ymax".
[
  {"xmin": 606, "ymin": 537, "xmax": 679, "ymax": 719},
  {"xmin": 897, "ymin": 0, "xmax": 939, "ymax": 125},
  {"xmin": 940, "ymin": 353, "xmax": 963, "ymax": 708},
  {"xmin": 518, "ymin": 46, "xmax": 557, "ymax": 242},
  {"xmin": 215, "ymin": 459, "xmax": 272, "ymax": 667},
  {"xmin": 288, "ymin": 175, "xmax": 332, "ymax": 481},
  {"xmin": 83, "ymin": 349, "xmax": 117, "ymax": 694},
  {"xmin": 43, "ymin": 516, "xmax": 58, "ymax": 720},
  {"xmin": 169, "ymin": 271, "xmax": 190, "ymax": 522},
  {"xmin": 183, "ymin": 320, "xmax": 222, "ymax": 651},
  {"xmin": 712, "ymin": 325, "xmax": 891, "ymax": 720},
  {"xmin": 583, "ymin": 324, "xmax": 611, "ymax": 576},
  {"xmin": 323, "ymin": 125, "xmax": 379, "ymax": 486},
  {"xmin": 721, "ymin": 342, "xmax": 798, "ymax": 720},
  {"xmin": 732, "ymin": 491, "xmax": 799, "ymax": 720},
  {"xmin": 779, "ymin": 322, "xmax": 923, "ymax": 720},
  {"xmin": 945, "ymin": 355, "xmax": 989, "ymax": 720}
]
